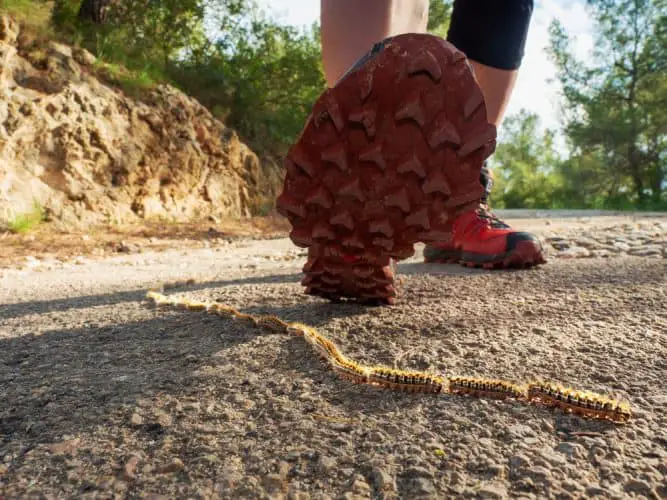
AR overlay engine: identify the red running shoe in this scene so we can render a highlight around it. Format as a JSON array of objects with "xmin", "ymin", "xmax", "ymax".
[
  {"xmin": 423, "ymin": 203, "xmax": 547, "ymax": 269},
  {"xmin": 277, "ymin": 34, "xmax": 496, "ymax": 304}
]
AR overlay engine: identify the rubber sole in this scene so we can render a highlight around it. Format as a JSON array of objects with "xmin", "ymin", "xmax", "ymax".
[
  {"xmin": 277, "ymin": 34, "xmax": 497, "ymax": 304},
  {"xmin": 424, "ymin": 240, "xmax": 548, "ymax": 270}
]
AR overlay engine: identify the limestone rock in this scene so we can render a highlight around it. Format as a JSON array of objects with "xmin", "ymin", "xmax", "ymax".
[{"xmin": 0, "ymin": 14, "xmax": 282, "ymax": 228}]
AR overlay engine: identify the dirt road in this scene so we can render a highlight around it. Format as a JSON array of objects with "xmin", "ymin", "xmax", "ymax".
[{"xmin": 1, "ymin": 215, "xmax": 666, "ymax": 498}]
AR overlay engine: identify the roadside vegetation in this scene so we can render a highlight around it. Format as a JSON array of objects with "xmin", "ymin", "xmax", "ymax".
[{"xmin": 1, "ymin": 0, "xmax": 664, "ymax": 210}]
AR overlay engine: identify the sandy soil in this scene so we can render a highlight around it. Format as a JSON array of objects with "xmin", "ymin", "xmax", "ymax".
[
  {"xmin": 1, "ymin": 215, "xmax": 666, "ymax": 499},
  {"xmin": 0, "ymin": 216, "xmax": 290, "ymax": 269}
]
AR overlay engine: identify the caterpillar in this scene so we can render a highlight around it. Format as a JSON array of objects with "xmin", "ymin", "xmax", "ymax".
[
  {"xmin": 145, "ymin": 291, "xmax": 631, "ymax": 424},
  {"xmin": 448, "ymin": 376, "xmax": 526, "ymax": 400},
  {"xmin": 527, "ymin": 381, "xmax": 631, "ymax": 423}
]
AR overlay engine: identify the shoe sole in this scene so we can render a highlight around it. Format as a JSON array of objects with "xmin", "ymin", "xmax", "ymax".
[
  {"xmin": 277, "ymin": 34, "xmax": 497, "ymax": 304},
  {"xmin": 424, "ymin": 240, "xmax": 548, "ymax": 269}
]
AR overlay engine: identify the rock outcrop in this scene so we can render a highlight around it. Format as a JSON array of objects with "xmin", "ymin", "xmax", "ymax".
[{"xmin": 0, "ymin": 15, "xmax": 282, "ymax": 228}]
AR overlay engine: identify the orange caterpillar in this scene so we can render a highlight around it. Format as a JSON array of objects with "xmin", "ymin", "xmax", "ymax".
[{"xmin": 146, "ymin": 291, "xmax": 631, "ymax": 424}]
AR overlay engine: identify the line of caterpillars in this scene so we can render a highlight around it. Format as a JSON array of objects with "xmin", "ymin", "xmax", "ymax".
[{"xmin": 146, "ymin": 291, "xmax": 631, "ymax": 424}]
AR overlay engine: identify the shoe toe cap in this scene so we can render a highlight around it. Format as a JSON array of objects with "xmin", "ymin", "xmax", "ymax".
[{"xmin": 506, "ymin": 231, "xmax": 542, "ymax": 252}]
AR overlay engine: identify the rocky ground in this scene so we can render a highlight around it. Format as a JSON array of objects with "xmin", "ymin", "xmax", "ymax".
[
  {"xmin": 1, "ymin": 214, "xmax": 666, "ymax": 499},
  {"xmin": 1, "ymin": 14, "xmax": 281, "ymax": 228}
]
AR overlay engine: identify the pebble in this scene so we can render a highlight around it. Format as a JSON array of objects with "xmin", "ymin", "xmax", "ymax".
[
  {"xmin": 624, "ymin": 479, "xmax": 655, "ymax": 496},
  {"xmin": 404, "ymin": 466, "xmax": 433, "ymax": 479},
  {"xmin": 574, "ymin": 237, "xmax": 598, "ymax": 248},
  {"xmin": 154, "ymin": 412, "xmax": 172, "ymax": 428},
  {"xmin": 47, "ymin": 438, "xmax": 81, "ymax": 456},
  {"xmin": 410, "ymin": 477, "xmax": 436, "ymax": 495},
  {"xmin": 262, "ymin": 473, "xmax": 286, "ymax": 493},
  {"xmin": 477, "ymin": 482, "xmax": 508, "ymax": 499},
  {"xmin": 159, "ymin": 458, "xmax": 185, "ymax": 474},
  {"xmin": 347, "ymin": 474, "xmax": 371, "ymax": 495},
  {"xmin": 629, "ymin": 247, "xmax": 662, "ymax": 257},
  {"xmin": 318, "ymin": 456, "xmax": 336, "ymax": 473},
  {"xmin": 556, "ymin": 442, "xmax": 585, "ymax": 460},
  {"xmin": 558, "ymin": 246, "xmax": 591, "ymax": 258},
  {"xmin": 526, "ymin": 465, "xmax": 551, "ymax": 482},
  {"xmin": 120, "ymin": 455, "xmax": 140, "ymax": 481},
  {"xmin": 371, "ymin": 467, "xmax": 396, "ymax": 493},
  {"xmin": 613, "ymin": 242, "xmax": 630, "ymax": 252}
]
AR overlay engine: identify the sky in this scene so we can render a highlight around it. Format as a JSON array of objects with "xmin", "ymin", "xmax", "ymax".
[{"xmin": 256, "ymin": 0, "xmax": 596, "ymax": 139}]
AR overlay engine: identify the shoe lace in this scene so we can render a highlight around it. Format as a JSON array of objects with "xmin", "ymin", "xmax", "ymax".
[{"xmin": 477, "ymin": 203, "xmax": 510, "ymax": 229}]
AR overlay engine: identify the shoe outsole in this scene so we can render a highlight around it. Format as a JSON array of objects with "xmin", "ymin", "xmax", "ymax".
[
  {"xmin": 424, "ymin": 240, "xmax": 548, "ymax": 270},
  {"xmin": 277, "ymin": 34, "xmax": 497, "ymax": 304}
]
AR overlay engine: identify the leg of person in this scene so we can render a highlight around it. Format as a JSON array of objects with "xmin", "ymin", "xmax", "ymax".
[
  {"xmin": 424, "ymin": 0, "xmax": 548, "ymax": 269},
  {"xmin": 277, "ymin": 0, "xmax": 496, "ymax": 304},
  {"xmin": 320, "ymin": 0, "xmax": 429, "ymax": 87}
]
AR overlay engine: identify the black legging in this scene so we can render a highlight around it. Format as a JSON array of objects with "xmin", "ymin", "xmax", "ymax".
[{"xmin": 447, "ymin": 0, "xmax": 534, "ymax": 70}]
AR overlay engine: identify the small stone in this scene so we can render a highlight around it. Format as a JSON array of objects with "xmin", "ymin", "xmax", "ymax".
[
  {"xmin": 117, "ymin": 241, "xmax": 141, "ymax": 254},
  {"xmin": 276, "ymin": 460, "xmax": 290, "ymax": 477},
  {"xmin": 477, "ymin": 482, "xmax": 508, "ymax": 499},
  {"xmin": 318, "ymin": 456, "xmax": 336, "ymax": 473},
  {"xmin": 574, "ymin": 237, "xmax": 597, "ymax": 248},
  {"xmin": 347, "ymin": 474, "xmax": 371, "ymax": 495},
  {"xmin": 121, "ymin": 455, "xmax": 140, "ymax": 480},
  {"xmin": 193, "ymin": 424, "xmax": 218, "ymax": 434},
  {"xmin": 262, "ymin": 473, "xmax": 286, "ymax": 493},
  {"xmin": 196, "ymin": 454, "xmax": 220, "ymax": 465},
  {"xmin": 556, "ymin": 442, "xmax": 585, "ymax": 459},
  {"xmin": 48, "ymin": 438, "xmax": 80, "ymax": 456},
  {"xmin": 405, "ymin": 466, "xmax": 433, "ymax": 479},
  {"xmin": 558, "ymin": 246, "xmax": 591, "ymax": 258},
  {"xmin": 612, "ymin": 242, "xmax": 630, "ymax": 252},
  {"xmin": 410, "ymin": 477, "xmax": 436, "ymax": 495},
  {"xmin": 155, "ymin": 412, "xmax": 172, "ymax": 428},
  {"xmin": 629, "ymin": 247, "xmax": 661, "ymax": 257},
  {"xmin": 586, "ymin": 486, "xmax": 607, "ymax": 496},
  {"xmin": 182, "ymin": 401, "xmax": 201, "ymax": 411},
  {"xmin": 526, "ymin": 465, "xmax": 551, "ymax": 482},
  {"xmin": 73, "ymin": 47, "xmax": 97, "ymax": 66},
  {"xmin": 218, "ymin": 469, "xmax": 243, "ymax": 490},
  {"xmin": 371, "ymin": 467, "xmax": 396, "ymax": 493},
  {"xmin": 624, "ymin": 479, "xmax": 654, "ymax": 496},
  {"xmin": 507, "ymin": 424, "xmax": 535, "ymax": 438},
  {"xmin": 159, "ymin": 458, "xmax": 185, "ymax": 474},
  {"xmin": 130, "ymin": 412, "xmax": 143, "ymax": 426}
]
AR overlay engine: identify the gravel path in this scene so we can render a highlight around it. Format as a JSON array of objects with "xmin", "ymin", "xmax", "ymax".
[{"xmin": 1, "ymin": 215, "xmax": 666, "ymax": 499}]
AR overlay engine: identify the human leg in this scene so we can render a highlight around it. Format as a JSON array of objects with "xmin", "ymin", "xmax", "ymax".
[
  {"xmin": 424, "ymin": 0, "xmax": 547, "ymax": 268},
  {"xmin": 320, "ymin": 0, "xmax": 429, "ymax": 87},
  {"xmin": 278, "ymin": 8, "xmax": 496, "ymax": 302}
]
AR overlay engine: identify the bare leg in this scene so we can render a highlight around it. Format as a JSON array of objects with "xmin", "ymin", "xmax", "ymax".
[
  {"xmin": 469, "ymin": 63, "xmax": 517, "ymax": 127},
  {"xmin": 320, "ymin": 0, "xmax": 519, "ymax": 127},
  {"xmin": 320, "ymin": 0, "xmax": 429, "ymax": 87}
]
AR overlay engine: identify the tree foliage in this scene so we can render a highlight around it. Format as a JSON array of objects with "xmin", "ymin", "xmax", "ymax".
[
  {"xmin": 47, "ymin": 0, "xmax": 324, "ymax": 155},
  {"xmin": 3, "ymin": 0, "xmax": 664, "ymax": 209},
  {"xmin": 547, "ymin": 0, "xmax": 666, "ymax": 208},
  {"xmin": 427, "ymin": 0, "xmax": 452, "ymax": 37},
  {"xmin": 489, "ymin": 110, "xmax": 565, "ymax": 208}
]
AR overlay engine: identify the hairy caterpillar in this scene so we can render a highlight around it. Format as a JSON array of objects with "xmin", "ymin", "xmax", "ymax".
[
  {"xmin": 527, "ymin": 381, "xmax": 632, "ymax": 423},
  {"xmin": 368, "ymin": 367, "xmax": 445, "ymax": 393},
  {"xmin": 145, "ymin": 291, "xmax": 631, "ymax": 424},
  {"xmin": 448, "ymin": 376, "xmax": 526, "ymax": 400}
]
